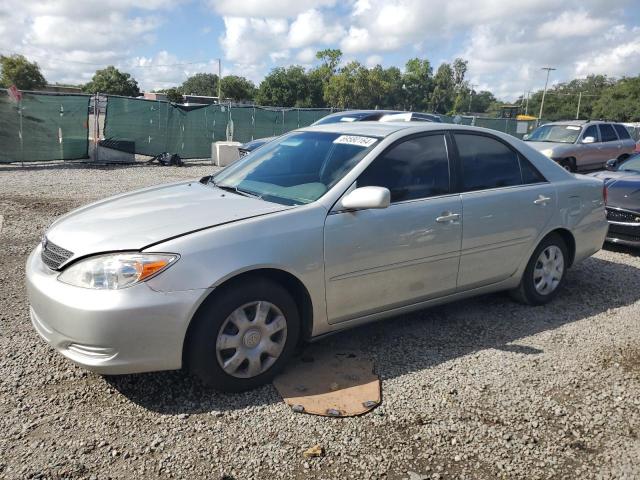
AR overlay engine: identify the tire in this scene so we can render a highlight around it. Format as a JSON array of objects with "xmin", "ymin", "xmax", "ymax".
[
  {"xmin": 185, "ymin": 277, "xmax": 300, "ymax": 392},
  {"xmin": 510, "ymin": 233, "xmax": 568, "ymax": 306},
  {"xmin": 559, "ymin": 158, "xmax": 576, "ymax": 172}
]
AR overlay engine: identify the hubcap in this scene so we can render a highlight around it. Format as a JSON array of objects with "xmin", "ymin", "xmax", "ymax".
[
  {"xmin": 215, "ymin": 301, "xmax": 287, "ymax": 379},
  {"xmin": 533, "ymin": 245, "xmax": 564, "ymax": 295}
]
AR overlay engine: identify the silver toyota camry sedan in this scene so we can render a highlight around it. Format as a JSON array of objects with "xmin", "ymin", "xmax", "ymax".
[{"xmin": 26, "ymin": 122, "xmax": 608, "ymax": 391}]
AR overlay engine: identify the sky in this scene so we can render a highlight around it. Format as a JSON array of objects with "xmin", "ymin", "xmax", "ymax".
[{"xmin": 0, "ymin": 0, "xmax": 639, "ymax": 101}]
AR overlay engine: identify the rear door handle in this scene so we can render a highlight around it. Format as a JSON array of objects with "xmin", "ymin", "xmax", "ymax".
[
  {"xmin": 436, "ymin": 212, "xmax": 460, "ymax": 223},
  {"xmin": 534, "ymin": 195, "xmax": 552, "ymax": 205}
]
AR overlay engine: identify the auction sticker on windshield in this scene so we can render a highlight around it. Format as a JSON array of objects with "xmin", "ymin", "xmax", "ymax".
[
  {"xmin": 333, "ymin": 135, "xmax": 378, "ymax": 147},
  {"xmin": 566, "ymin": 126, "xmax": 581, "ymax": 130}
]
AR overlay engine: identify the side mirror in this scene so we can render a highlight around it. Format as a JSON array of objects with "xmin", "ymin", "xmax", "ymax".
[
  {"xmin": 340, "ymin": 186, "xmax": 390, "ymax": 211},
  {"xmin": 605, "ymin": 158, "xmax": 618, "ymax": 171},
  {"xmin": 199, "ymin": 175, "xmax": 212, "ymax": 184},
  {"xmin": 582, "ymin": 136, "xmax": 595, "ymax": 144},
  {"xmin": 522, "ymin": 134, "xmax": 530, "ymax": 140}
]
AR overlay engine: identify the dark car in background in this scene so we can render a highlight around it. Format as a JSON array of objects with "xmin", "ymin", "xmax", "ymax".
[
  {"xmin": 588, "ymin": 153, "xmax": 640, "ymax": 247},
  {"xmin": 238, "ymin": 109, "xmax": 441, "ymax": 156}
]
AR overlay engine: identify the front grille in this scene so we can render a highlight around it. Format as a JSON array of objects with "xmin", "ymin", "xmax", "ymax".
[
  {"xmin": 606, "ymin": 207, "xmax": 640, "ymax": 223},
  {"xmin": 41, "ymin": 238, "xmax": 73, "ymax": 270}
]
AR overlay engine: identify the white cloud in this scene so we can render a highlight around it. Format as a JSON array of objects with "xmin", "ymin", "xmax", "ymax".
[
  {"xmin": 211, "ymin": 0, "xmax": 337, "ymax": 18},
  {"xmin": 296, "ymin": 47, "xmax": 317, "ymax": 63},
  {"xmin": 288, "ymin": 9, "xmax": 344, "ymax": 48},
  {"xmin": 536, "ymin": 11, "xmax": 611, "ymax": 39},
  {"xmin": 365, "ymin": 55, "xmax": 383, "ymax": 67},
  {"xmin": 0, "ymin": 0, "xmax": 185, "ymax": 90}
]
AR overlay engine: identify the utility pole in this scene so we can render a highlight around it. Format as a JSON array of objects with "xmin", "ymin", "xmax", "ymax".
[
  {"xmin": 576, "ymin": 91, "xmax": 582, "ymax": 120},
  {"xmin": 217, "ymin": 58, "xmax": 222, "ymax": 103},
  {"xmin": 538, "ymin": 67, "xmax": 556, "ymax": 123},
  {"xmin": 468, "ymin": 83, "xmax": 477, "ymax": 112},
  {"xmin": 524, "ymin": 91, "xmax": 531, "ymax": 115}
]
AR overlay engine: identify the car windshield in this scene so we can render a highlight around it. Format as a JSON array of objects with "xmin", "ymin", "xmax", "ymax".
[
  {"xmin": 526, "ymin": 124, "xmax": 582, "ymax": 143},
  {"xmin": 211, "ymin": 131, "xmax": 379, "ymax": 205},
  {"xmin": 313, "ymin": 113, "xmax": 376, "ymax": 125},
  {"xmin": 619, "ymin": 154, "xmax": 640, "ymax": 173}
]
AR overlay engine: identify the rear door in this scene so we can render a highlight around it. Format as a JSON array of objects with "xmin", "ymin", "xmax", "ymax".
[
  {"xmin": 613, "ymin": 124, "xmax": 636, "ymax": 156},
  {"xmin": 598, "ymin": 124, "xmax": 621, "ymax": 167},
  {"xmin": 452, "ymin": 132, "xmax": 555, "ymax": 289}
]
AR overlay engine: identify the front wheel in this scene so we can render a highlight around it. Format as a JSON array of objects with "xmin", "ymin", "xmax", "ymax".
[
  {"xmin": 559, "ymin": 158, "xmax": 576, "ymax": 172},
  {"xmin": 186, "ymin": 278, "xmax": 300, "ymax": 392},
  {"xmin": 510, "ymin": 233, "xmax": 568, "ymax": 306}
]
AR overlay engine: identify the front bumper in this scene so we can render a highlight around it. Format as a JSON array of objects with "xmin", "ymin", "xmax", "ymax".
[
  {"xmin": 26, "ymin": 246, "xmax": 210, "ymax": 374},
  {"xmin": 605, "ymin": 208, "xmax": 640, "ymax": 247}
]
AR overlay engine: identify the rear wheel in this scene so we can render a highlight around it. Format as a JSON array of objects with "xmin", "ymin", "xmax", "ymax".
[
  {"xmin": 510, "ymin": 233, "xmax": 568, "ymax": 306},
  {"xmin": 186, "ymin": 278, "xmax": 300, "ymax": 392}
]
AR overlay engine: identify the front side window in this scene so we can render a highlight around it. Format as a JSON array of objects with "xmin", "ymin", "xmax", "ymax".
[
  {"xmin": 455, "ymin": 134, "xmax": 522, "ymax": 191},
  {"xmin": 525, "ymin": 124, "xmax": 582, "ymax": 143},
  {"xmin": 582, "ymin": 125, "xmax": 600, "ymax": 143},
  {"xmin": 599, "ymin": 124, "xmax": 618, "ymax": 142},
  {"xmin": 212, "ymin": 131, "xmax": 379, "ymax": 205},
  {"xmin": 357, "ymin": 134, "xmax": 450, "ymax": 202}
]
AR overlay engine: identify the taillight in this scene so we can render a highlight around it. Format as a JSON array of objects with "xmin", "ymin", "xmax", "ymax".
[{"xmin": 603, "ymin": 184, "xmax": 608, "ymax": 204}]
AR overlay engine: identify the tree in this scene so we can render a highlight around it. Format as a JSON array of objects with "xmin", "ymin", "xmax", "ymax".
[
  {"xmin": 256, "ymin": 66, "xmax": 314, "ymax": 107},
  {"xmin": 220, "ymin": 75, "xmax": 256, "ymax": 101},
  {"xmin": 429, "ymin": 63, "xmax": 455, "ymax": 113},
  {"xmin": 83, "ymin": 66, "xmax": 140, "ymax": 96},
  {"xmin": 524, "ymin": 74, "xmax": 614, "ymax": 121},
  {"xmin": 180, "ymin": 73, "xmax": 219, "ymax": 97},
  {"xmin": 450, "ymin": 58, "xmax": 469, "ymax": 113},
  {"xmin": 164, "ymin": 87, "xmax": 183, "ymax": 103},
  {"xmin": 402, "ymin": 58, "xmax": 433, "ymax": 111},
  {"xmin": 592, "ymin": 76, "xmax": 640, "ymax": 122},
  {"xmin": 0, "ymin": 54, "xmax": 46, "ymax": 90},
  {"xmin": 316, "ymin": 49, "xmax": 342, "ymax": 75}
]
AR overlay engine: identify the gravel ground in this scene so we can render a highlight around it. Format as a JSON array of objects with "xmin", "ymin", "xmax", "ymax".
[{"xmin": 1, "ymin": 161, "xmax": 639, "ymax": 480}]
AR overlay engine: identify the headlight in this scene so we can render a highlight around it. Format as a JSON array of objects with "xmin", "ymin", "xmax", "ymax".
[
  {"xmin": 58, "ymin": 253, "xmax": 179, "ymax": 290},
  {"xmin": 540, "ymin": 149, "xmax": 553, "ymax": 157}
]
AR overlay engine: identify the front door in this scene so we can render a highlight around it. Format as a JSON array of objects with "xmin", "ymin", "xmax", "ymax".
[{"xmin": 324, "ymin": 133, "xmax": 462, "ymax": 323}]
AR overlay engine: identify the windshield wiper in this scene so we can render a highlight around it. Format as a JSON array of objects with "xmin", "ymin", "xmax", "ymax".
[{"xmin": 211, "ymin": 181, "xmax": 262, "ymax": 199}]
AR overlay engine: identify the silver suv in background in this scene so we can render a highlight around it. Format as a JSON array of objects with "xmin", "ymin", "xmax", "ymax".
[{"xmin": 523, "ymin": 121, "xmax": 636, "ymax": 172}]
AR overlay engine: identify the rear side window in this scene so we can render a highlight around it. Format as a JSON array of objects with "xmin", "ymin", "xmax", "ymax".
[
  {"xmin": 613, "ymin": 124, "xmax": 631, "ymax": 140},
  {"xmin": 520, "ymin": 158, "xmax": 546, "ymax": 184},
  {"xmin": 455, "ymin": 134, "xmax": 522, "ymax": 191},
  {"xmin": 357, "ymin": 134, "xmax": 450, "ymax": 202},
  {"xmin": 599, "ymin": 124, "xmax": 618, "ymax": 142},
  {"xmin": 583, "ymin": 125, "xmax": 599, "ymax": 142}
]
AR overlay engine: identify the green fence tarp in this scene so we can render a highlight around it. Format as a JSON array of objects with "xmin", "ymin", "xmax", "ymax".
[
  {"xmin": 0, "ymin": 91, "xmax": 90, "ymax": 163},
  {"xmin": 103, "ymin": 96, "xmax": 333, "ymax": 159}
]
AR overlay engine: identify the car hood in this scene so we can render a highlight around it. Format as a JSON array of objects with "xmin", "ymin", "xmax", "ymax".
[
  {"xmin": 524, "ymin": 141, "xmax": 570, "ymax": 153},
  {"xmin": 588, "ymin": 171, "xmax": 640, "ymax": 212},
  {"xmin": 45, "ymin": 181, "xmax": 291, "ymax": 260}
]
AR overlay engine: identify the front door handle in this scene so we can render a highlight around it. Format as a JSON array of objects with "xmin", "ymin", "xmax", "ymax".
[
  {"xmin": 534, "ymin": 195, "xmax": 552, "ymax": 205},
  {"xmin": 436, "ymin": 212, "xmax": 460, "ymax": 223}
]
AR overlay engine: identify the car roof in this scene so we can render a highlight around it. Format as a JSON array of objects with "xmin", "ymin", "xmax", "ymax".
[
  {"xmin": 543, "ymin": 120, "xmax": 615, "ymax": 126},
  {"xmin": 299, "ymin": 121, "xmax": 496, "ymax": 138}
]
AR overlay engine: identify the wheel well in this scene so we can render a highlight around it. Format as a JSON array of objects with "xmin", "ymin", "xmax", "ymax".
[
  {"xmin": 546, "ymin": 228, "xmax": 576, "ymax": 267},
  {"xmin": 183, "ymin": 268, "xmax": 314, "ymax": 361}
]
